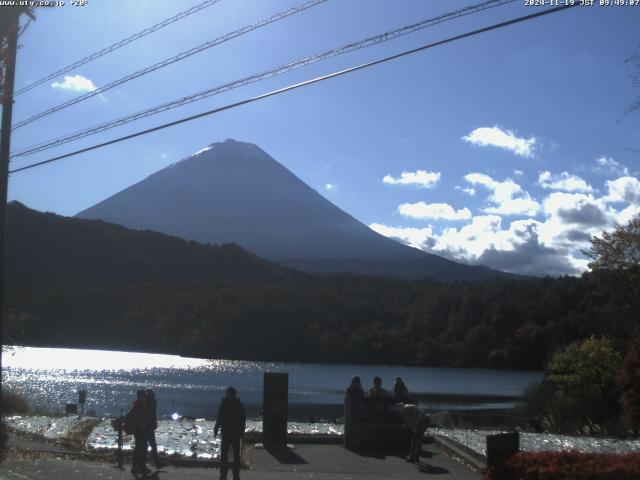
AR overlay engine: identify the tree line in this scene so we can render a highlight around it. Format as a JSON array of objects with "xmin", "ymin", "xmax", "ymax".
[{"xmin": 5, "ymin": 270, "xmax": 635, "ymax": 371}]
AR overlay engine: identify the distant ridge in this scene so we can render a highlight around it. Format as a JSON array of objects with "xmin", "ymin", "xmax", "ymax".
[
  {"xmin": 76, "ymin": 139, "xmax": 513, "ymax": 281},
  {"xmin": 6, "ymin": 201, "xmax": 295, "ymax": 289}
]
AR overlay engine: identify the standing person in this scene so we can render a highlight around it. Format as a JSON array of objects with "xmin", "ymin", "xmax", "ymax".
[
  {"xmin": 392, "ymin": 403, "xmax": 430, "ymax": 464},
  {"xmin": 369, "ymin": 376, "xmax": 388, "ymax": 399},
  {"xmin": 125, "ymin": 390, "xmax": 150, "ymax": 477},
  {"xmin": 145, "ymin": 389, "xmax": 159, "ymax": 467},
  {"xmin": 394, "ymin": 377, "xmax": 410, "ymax": 402},
  {"xmin": 214, "ymin": 386, "xmax": 246, "ymax": 480}
]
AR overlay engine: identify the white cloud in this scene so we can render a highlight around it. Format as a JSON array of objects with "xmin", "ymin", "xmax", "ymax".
[
  {"xmin": 594, "ymin": 157, "xmax": 629, "ymax": 177},
  {"xmin": 603, "ymin": 176, "xmax": 640, "ymax": 204},
  {"xmin": 324, "ymin": 183, "xmax": 336, "ymax": 191},
  {"xmin": 472, "ymin": 220, "xmax": 587, "ymax": 276},
  {"xmin": 514, "ymin": 169, "xmax": 524, "ymax": 176},
  {"xmin": 464, "ymin": 172, "xmax": 540, "ymax": 216},
  {"xmin": 371, "ymin": 186, "xmax": 640, "ymax": 276},
  {"xmin": 398, "ymin": 202, "xmax": 472, "ymax": 221},
  {"xmin": 484, "ymin": 198, "xmax": 540, "ymax": 216},
  {"xmin": 533, "ymin": 192, "xmax": 616, "ymax": 263},
  {"xmin": 617, "ymin": 204, "xmax": 640, "ymax": 225},
  {"xmin": 455, "ymin": 186, "xmax": 476, "ymax": 196},
  {"xmin": 382, "ymin": 170, "xmax": 441, "ymax": 188},
  {"xmin": 369, "ymin": 223, "xmax": 434, "ymax": 251},
  {"xmin": 371, "ymin": 216, "xmax": 584, "ymax": 276},
  {"xmin": 371, "ymin": 165, "xmax": 639, "ymax": 276},
  {"xmin": 51, "ymin": 75, "xmax": 97, "ymax": 93},
  {"xmin": 462, "ymin": 126, "xmax": 536, "ymax": 158},
  {"xmin": 537, "ymin": 171, "xmax": 594, "ymax": 193},
  {"xmin": 542, "ymin": 192, "xmax": 607, "ymax": 227},
  {"xmin": 436, "ymin": 215, "xmax": 507, "ymax": 259}
]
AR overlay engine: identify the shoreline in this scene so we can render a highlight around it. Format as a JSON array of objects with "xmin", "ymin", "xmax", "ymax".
[
  {"xmin": 411, "ymin": 392, "xmax": 522, "ymax": 403},
  {"xmin": 7, "ymin": 413, "xmax": 639, "ymax": 465},
  {"xmin": 6, "ymin": 399, "xmax": 517, "ymax": 425},
  {"xmin": 3, "ymin": 343, "xmax": 544, "ymax": 374}
]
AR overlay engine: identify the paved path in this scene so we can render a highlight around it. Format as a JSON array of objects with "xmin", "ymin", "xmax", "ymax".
[
  {"xmin": 4, "ymin": 434, "xmax": 76, "ymax": 455},
  {"xmin": 1, "ymin": 440, "xmax": 481, "ymax": 479},
  {"xmin": 247, "ymin": 443, "xmax": 481, "ymax": 479}
]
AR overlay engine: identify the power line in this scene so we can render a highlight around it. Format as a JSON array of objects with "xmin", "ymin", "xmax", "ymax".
[
  {"xmin": 15, "ymin": 0, "xmax": 224, "ymax": 96},
  {"xmin": 12, "ymin": 0, "xmax": 515, "ymax": 159},
  {"xmin": 11, "ymin": 0, "xmax": 327, "ymax": 130},
  {"xmin": 9, "ymin": 4, "xmax": 577, "ymax": 175}
]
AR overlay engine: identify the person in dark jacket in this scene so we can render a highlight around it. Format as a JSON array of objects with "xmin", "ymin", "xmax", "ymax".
[
  {"xmin": 145, "ymin": 389, "xmax": 159, "ymax": 467},
  {"xmin": 214, "ymin": 386, "xmax": 246, "ymax": 480},
  {"xmin": 392, "ymin": 402, "xmax": 430, "ymax": 464},
  {"xmin": 346, "ymin": 376, "xmax": 364, "ymax": 400},
  {"xmin": 346, "ymin": 376, "xmax": 366, "ymax": 420},
  {"xmin": 369, "ymin": 376, "xmax": 388, "ymax": 399},
  {"xmin": 127, "ymin": 389, "xmax": 150, "ymax": 477},
  {"xmin": 394, "ymin": 377, "xmax": 410, "ymax": 402}
]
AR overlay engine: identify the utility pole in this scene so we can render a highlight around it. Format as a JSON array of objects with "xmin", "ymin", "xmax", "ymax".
[{"xmin": 0, "ymin": 14, "xmax": 20, "ymax": 444}]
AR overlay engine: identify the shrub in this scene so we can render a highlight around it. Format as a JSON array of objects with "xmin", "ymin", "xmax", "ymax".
[
  {"xmin": 485, "ymin": 451, "xmax": 640, "ymax": 480},
  {"xmin": 519, "ymin": 337, "xmax": 623, "ymax": 434},
  {"xmin": 1, "ymin": 390, "xmax": 30, "ymax": 415}
]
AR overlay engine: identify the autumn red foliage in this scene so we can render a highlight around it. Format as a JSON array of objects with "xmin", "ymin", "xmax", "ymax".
[{"xmin": 485, "ymin": 451, "xmax": 640, "ymax": 480}]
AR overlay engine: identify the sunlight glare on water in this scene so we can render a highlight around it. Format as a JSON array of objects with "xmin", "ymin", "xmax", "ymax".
[
  {"xmin": 4, "ymin": 346, "xmax": 216, "ymax": 371},
  {"xmin": 2, "ymin": 346, "xmax": 542, "ymax": 418}
]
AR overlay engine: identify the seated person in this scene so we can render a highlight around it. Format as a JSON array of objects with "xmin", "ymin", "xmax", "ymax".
[
  {"xmin": 369, "ymin": 376, "xmax": 388, "ymax": 400},
  {"xmin": 346, "ymin": 376, "xmax": 366, "ymax": 420},
  {"xmin": 394, "ymin": 376, "xmax": 410, "ymax": 402},
  {"xmin": 346, "ymin": 376, "xmax": 364, "ymax": 401}
]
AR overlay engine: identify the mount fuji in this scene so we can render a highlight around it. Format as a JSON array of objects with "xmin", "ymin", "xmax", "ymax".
[{"xmin": 76, "ymin": 139, "xmax": 510, "ymax": 281}]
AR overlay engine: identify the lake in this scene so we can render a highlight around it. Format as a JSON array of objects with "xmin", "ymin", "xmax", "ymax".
[{"xmin": 2, "ymin": 346, "xmax": 542, "ymax": 419}]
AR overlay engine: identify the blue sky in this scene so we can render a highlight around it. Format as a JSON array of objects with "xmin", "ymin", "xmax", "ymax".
[{"xmin": 7, "ymin": 0, "xmax": 640, "ymax": 276}]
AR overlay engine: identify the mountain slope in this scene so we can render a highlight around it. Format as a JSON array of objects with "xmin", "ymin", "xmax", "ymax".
[
  {"xmin": 76, "ymin": 139, "xmax": 511, "ymax": 280},
  {"xmin": 6, "ymin": 201, "xmax": 295, "ymax": 289}
]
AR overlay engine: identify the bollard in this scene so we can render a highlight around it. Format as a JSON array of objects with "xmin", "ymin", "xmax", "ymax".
[
  {"xmin": 486, "ymin": 431, "xmax": 519, "ymax": 468},
  {"xmin": 263, "ymin": 373, "xmax": 288, "ymax": 447}
]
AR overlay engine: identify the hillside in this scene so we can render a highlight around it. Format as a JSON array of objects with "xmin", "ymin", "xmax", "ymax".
[{"xmin": 6, "ymin": 201, "xmax": 296, "ymax": 289}]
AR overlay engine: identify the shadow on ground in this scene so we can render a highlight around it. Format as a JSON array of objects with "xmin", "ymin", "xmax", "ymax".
[
  {"xmin": 264, "ymin": 445, "xmax": 308, "ymax": 465},
  {"xmin": 350, "ymin": 447, "xmax": 449, "ymax": 475},
  {"xmin": 351, "ymin": 446, "xmax": 434, "ymax": 461},
  {"xmin": 418, "ymin": 461, "xmax": 450, "ymax": 475}
]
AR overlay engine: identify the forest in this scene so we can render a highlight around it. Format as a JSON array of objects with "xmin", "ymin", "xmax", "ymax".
[{"xmin": 6, "ymin": 271, "xmax": 636, "ymax": 370}]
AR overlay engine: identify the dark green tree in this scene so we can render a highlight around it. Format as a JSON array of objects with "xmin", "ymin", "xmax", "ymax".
[
  {"xmin": 583, "ymin": 214, "xmax": 640, "ymax": 329},
  {"xmin": 619, "ymin": 336, "xmax": 640, "ymax": 435},
  {"xmin": 520, "ymin": 337, "xmax": 623, "ymax": 434}
]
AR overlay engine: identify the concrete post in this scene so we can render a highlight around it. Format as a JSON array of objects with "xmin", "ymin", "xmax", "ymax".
[{"xmin": 263, "ymin": 372, "xmax": 288, "ymax": 446}]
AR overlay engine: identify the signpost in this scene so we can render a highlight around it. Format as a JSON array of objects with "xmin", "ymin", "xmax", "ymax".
[
  {"xmin": 117, "ymin": 408, "xmax": 123, "ymax": 469},
  {"xmin": 78, "ymin": 389, "xmax": 86, "ymax": 417}
]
